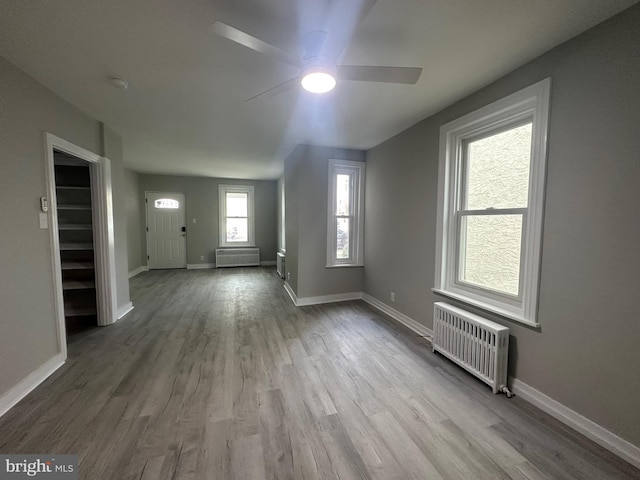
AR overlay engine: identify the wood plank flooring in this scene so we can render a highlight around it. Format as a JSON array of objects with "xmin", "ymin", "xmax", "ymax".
[{"xmin": 1, "ymin": 267, "xmax": 638, "ymax": 479}]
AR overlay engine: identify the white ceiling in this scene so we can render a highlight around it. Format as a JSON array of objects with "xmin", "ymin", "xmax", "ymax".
[{"xmin": 1, "ymin": 0, "xmax": 636, "ymax": 180}]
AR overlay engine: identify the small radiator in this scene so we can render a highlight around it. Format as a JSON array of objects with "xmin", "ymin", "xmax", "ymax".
[
  {"xmin": 433, "ymin": 302, "xmax": 511, "ymax": 395},
  {"xmin": 215, "ymin": 248, "xmax": 260, "ymax": 268},
  {"xmin": 276, "ymin": 252, "xmax": 285, "ymax": 279}
]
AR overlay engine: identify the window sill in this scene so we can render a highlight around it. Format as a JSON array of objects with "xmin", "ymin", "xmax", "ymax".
[{"xmin": 431, "ymin": 288, "xmax": 540, "ymax": 328}]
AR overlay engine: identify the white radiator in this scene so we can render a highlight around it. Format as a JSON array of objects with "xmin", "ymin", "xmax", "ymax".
[
  {"xmin": 215, "ymin": 248, "xmax": 260, "ymax": 268},
  {"xmin": 433, "ymin": 302, "xmax": 511, "ymax": 395},
  {"xmin": 276, "ymin": 252, "xmax": 285, "ymax": 279}
]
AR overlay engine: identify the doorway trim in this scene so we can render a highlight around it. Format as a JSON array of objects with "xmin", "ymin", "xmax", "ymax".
[{"xmin": 44, "ymin": 133, "xmax": 118, "ymax": 358}]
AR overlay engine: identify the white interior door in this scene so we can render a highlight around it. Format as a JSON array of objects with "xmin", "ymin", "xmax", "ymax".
[{"xmin": 146, "ymin": 192, "xmax": 187, "ymax": 269}]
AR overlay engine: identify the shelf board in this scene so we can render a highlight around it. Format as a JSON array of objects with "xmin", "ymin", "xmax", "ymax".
[
  {"xmin": 61, "ymin": 261, "xmax": 94, "ymax": 270},
  {"xmin": 54, "ymin": 156, "xmax": 89, "ymax": 167},
  {"xmin": 63, "ymin": 280, "xmax": 96, "ymax": 290},
  {"xmin": 64, "ymin": 306, "xmax": 97, "ymax": 317},
  {"xmin": 57, "ymin": 204, "xmax": 92, "ymax": 210},
  {"xmin": 60, "ymin": 242, "xmax": 93, "ymax": 251},
  {"xmin": 56, "ymin": 185, "xmax": 90, "ymax": 190},
  {"xmin": 59, "ymin": 223, "xmax": 92, "ymax": 230}
]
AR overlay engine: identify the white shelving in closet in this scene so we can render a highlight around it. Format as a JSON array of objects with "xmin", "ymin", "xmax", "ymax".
[{"xmin": 53, "ymin": 151, "xmax": 99, "ymax": 332}]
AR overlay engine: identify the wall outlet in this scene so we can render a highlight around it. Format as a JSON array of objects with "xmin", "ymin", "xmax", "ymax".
[
  {"xmin": 200, "ymin": 255, "xmax": 204, "ymax": 261},
  {"xmin": 287, "ymin": 272, "xmax": 291, "ymax": 281},
  {"xmin": 193, "ymin": 218, "xmax": 197, "ymax": 224},
  {"xmin": 390, "ymin": 291, "xmax": 396, "ymax": 303}
]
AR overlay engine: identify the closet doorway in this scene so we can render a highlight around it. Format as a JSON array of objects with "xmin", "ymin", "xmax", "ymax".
[
  {"xmin": 53, "ymin": 151, "xmax": 98, "ymax": 335},
  {"xmin": 45, "ymin": 134, "xmax": 118, "ymax": 357}
]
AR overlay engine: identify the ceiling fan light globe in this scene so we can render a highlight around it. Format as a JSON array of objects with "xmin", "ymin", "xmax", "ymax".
[{"xmin": 301, "ymin": 71, "xmax": 336, "ymax": 94}]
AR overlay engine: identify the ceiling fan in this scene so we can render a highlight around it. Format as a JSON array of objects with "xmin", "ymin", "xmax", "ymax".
[{"xmin": 211, "ymin": 0, "xmax": 422, "ymax": 101}]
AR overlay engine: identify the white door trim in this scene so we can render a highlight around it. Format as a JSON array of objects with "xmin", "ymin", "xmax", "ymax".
[{"xmin": 44, "ymin": 133, "xmax": 119, "ymax": 359}]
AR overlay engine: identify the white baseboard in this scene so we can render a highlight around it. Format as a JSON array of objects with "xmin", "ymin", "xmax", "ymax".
[
  {"xmin": 362, "ymin": 293, "xmax": 432, "ymax": 338},
  {"xmin": 282, "ymin": 283, "xmax": 362, "ymax": 306},
  {"xmin": 298, "ymin": 291, "xmax": 362, "ymax": 306},
  {"xmin": 128, "ymin": 265, "xmax": 148, "ymax": 278},
  {"xmin": 0, "ymin": 353, "xmax": 65, "ymax": 418},
  {"xmin": 117, "ymin": 302, "xmax": 134, "ymax": 320},
  {"xmin": 283, "ymin": 282, "xmax": 297, "ymax": 305},
  {"xmin": 296, "ymin": 291, "xmax": 362, "ymax": 306},
  {"xmin": 186, "ymin": 263, "xmax": 216, "ymax": 269},
  {"xmin": 510, "ymin": 377, "xmax": 640, "ymax": 469},
  {"xmin": 187, "ymin": 262, "xmax": 275, "ymax": 269}
]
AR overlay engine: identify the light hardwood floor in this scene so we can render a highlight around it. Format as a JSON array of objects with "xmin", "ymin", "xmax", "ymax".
[{"xmin": 1, "ymin": 268, "xmax": 638, "ymax": 479}]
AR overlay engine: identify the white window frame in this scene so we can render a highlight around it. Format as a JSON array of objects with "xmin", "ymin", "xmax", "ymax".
[
  {"xmin": 434, "ymin": 78, "xmax": 551, "ymax": 327},
  {"xmin": 327, "ymin": 159, "xmax": 365, "ymax": 267},
  {"xmin": 278, "ymin": 177, "xmax": 286, "ymax": 253},
  {"xmin": 218, "ymin": 185, "xmax": 255, "ymax": 247}
]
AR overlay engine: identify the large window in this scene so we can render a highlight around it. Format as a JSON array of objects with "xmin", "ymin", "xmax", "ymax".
[
  {"xmin": 218, "ymin": 185, "xmax": 254, "ymax": 247},
  {"xmin": 327, "ymin": 159, "xmax": 365, "ymax": 267},
  {"xmin": 434, "ymin": 78, "xmax": 550, "ymax": 326}
]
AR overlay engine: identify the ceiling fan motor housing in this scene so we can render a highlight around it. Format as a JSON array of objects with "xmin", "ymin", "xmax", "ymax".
[{"xmin": 300, "ymin": 30, "xmax": 338, "ymax": 93}]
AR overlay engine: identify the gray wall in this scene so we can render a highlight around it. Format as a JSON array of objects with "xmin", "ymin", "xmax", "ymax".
[
  {"xmin": 364, "ymin": 5, "xmax": 640, "ymax": 447},
  {"xmin": 0, "ymin": 57, "xmax": 130, "ymax": 398},
  {"xmin": 285, "ymin": 145, "xmax": 365, "ymax": 298},
  {"xmin": 137, "ymin": 174, "xmax": 277, "ymax": 265},
  {"xmin": 124, "ymin": 169, "xmax": 144, "ymax": 272},
  {"xmin": 365, "ymin": 120, "xmax": 438, "ymax": 325}
]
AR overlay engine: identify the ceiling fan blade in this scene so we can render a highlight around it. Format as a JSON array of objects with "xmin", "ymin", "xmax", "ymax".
[
  {"xmin": 245, "ymin": 77, "xmax": 299, "ymax": 102},
  {"xmin": 338, "ymin": 65, "xmax": 423, "ymax": 84},
  {"xmin": 212, "ymin": 21, "xmax": 300, "ymax": 67}
]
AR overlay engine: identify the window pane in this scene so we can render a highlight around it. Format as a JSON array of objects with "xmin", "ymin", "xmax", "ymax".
[
  {"xmin": 336, "ymin": 174, "xmax": 350, "ymax": 216},
  {"xmin": 465, "ymin": 122, "xmax": 532, "ymax": 210},
  {"xmin": 226, "ymin": 218, "xmax": 248, "ymax": 242},
  {"xmin": 154, "ymin": 198, "xmax": 179, "ymax": 209},
  {"xmin": 336, "ymin": 217, "xmax": 350, "ymax": 259},
  {"xmin": 226, "ymin": 192, "xmax": 248, "ymax": 217},
  {"xmin": 459, "ymin": 214, "xmax": 522, "ymax": 296}
]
